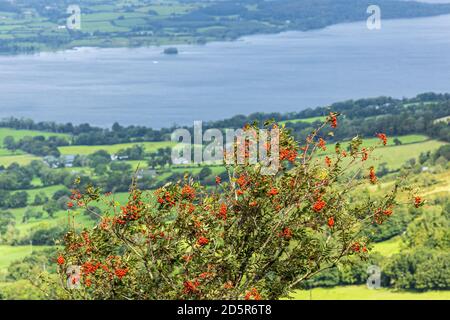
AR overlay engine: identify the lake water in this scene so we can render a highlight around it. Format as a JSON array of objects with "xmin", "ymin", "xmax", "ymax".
[
  {"xmin": 416, "ymin": 0, "xmax": 450, "ymax": 3},
  {"xmin": 0, "ymin": 14, "xmax": 450, "ymax": 128}
]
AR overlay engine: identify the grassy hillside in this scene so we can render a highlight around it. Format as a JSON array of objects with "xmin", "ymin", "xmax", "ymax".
[
  {"xmin": 370, "ymin": 140, "xmax": 446, "ymax": 169},
  {"xmin": 290, "ymin": 285, "xmax": 450, "ymax": 300},
  {"xmin": 0, "ymin": 128, "xmax": 69, "ymax": 147},
  {"xmin": 59, "ymin": 141, "xmax": 174, "ymax": 155},
  {"xmin": 0, "ymin": 148, "xmax": 23, "ymax": 156},
  {"xmin": 0, "ymin": 245, "xmax": 53, "ymax": 273},
  {"xmin": 372, "ymin": 236, "xmax": 403, "ymax": 257},
  {"xmin": 0, "ymin": 154, "xmax": 41, "ymax": 166},
  {"xmin": 0, "ymin": 128, "xmax": 70, "ymax": 166},
  {"xmin": 0, "ymin": 124, "xmax": 448, "ymax": 299},
  {"xmin": 316, "ymin": 134, "xmax": 446, "ymax": 170},
  {"xmin": 280, "ymin": 116, "xmax": 327, "ymax": 125}
]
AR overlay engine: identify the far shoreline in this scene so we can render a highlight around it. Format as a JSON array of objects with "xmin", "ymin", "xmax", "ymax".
[{"xmin": 1, "ymin": 13, "xmax": 450, "ymax": 59}]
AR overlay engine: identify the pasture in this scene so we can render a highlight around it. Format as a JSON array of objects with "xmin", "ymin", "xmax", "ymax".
[
  {"xmin": 58, "ymin": 141, "xmax": 174, "ymax": 155},
  {"xmin": 280, "ymin": 116, "xmax": 327, "ymax": 125},
  {"xmin": 0, "ymin": 154, "xmax": 41, "ymax": 167},
  {"xmin": 372, "ymin": 236, "xmax": 403, "ymax": 257},
  {"xmin": 0, "ymin": 128, "xmax": 69, "ymax": 147},
  {"xmin": 0, "ymin": 245, "xmax": 54, "ymax": 272},
  {"xmin": 290, "ymin": 285, "xmax": 450, "ymax": 300}
]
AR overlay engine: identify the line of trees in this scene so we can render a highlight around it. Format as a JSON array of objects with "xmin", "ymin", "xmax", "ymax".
[
  {"xmin": 302, "ymin": 197, "xmax": 450, "ymax": 291},
  {"xmin": 3, "ymin": 135, "xmax": 68, "ymax": 157},
  {"xmin": 1, "ymin": 93, "xmax": 449, "ymax": 148}
]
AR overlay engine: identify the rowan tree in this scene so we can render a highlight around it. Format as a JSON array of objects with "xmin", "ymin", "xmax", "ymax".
[{"xmin": 55, "ymin": 114, "xmax": 419, "ymax": 300}]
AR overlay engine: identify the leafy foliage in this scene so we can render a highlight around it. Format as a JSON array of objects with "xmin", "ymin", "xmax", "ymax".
[{"xmin": 54, "ymin": 115, "xmax": 412, "ymax": 300}]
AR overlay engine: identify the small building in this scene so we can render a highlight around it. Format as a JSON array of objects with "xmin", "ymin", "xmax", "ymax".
[
  {"xmin": 111, "ymin": 154, "xmax": 129, "ymax": 161},
  {"xmin": 43, "ymin": 156, "xmax": 59, "ymax": 168},
  {"xmin": 62, "ymin": 155, "xmax": 76, "ymax": 168},
  {"xmin": 44, "ymin": 155, "xmax": 76, "ymax": 168},
  {"xmin": 172, "ymin": 157, "xmax": 189, "ymax": 165},
  {"xmin": 136, "ymin": 169, "xmax": 157, "ymax": 180}
]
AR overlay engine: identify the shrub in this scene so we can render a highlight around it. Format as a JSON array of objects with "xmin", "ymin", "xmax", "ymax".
[
  {"xmin": 384, "ymin": 250, "xmax": 450, "ymax": 290},
  {"xmin": 22, "ymin": 226, "xmax": 67, "ymax": 246},
  {"xmin": 55, "ymin": 116, "xmax": 415, "ymax": 300}
]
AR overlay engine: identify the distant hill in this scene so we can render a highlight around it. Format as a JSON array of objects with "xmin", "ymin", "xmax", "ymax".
[{"xmin": 1, "ymin": 0, "xmax": 450, "ymax": 54}]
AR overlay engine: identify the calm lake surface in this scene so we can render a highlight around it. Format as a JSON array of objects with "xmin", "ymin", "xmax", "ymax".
[{"xmin": 0, "ymin": 14, "xmax": 450, "ymax": 128}]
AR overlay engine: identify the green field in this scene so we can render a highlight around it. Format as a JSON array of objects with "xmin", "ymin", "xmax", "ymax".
[
  {"xmin": 372, "ymin": 236, "xmax": 403, "ymax": 257},
  {"xmin": 320, "ymin": 134, "xmax": 429, "ymax": 151},
  {"xmin": 370, "ymin": 140, "xmax": 447, "ymax": 169},
  {"xmin": 59, "ymin": 141, "xmax": 174, "ymax": 155},
  {"xmin": 434, "ymin": 115, "xmax": 450, "ymax": 124},
  {"xmin": 0, "ymin": 148, "xmax": 23, "ymax": 156},
  {"xmin": 0, "ymin": 128, "xmax": 70, "ymax": 166},
  {"xmin": 0, "ymin": 0, "xmax": 203, "ymax": 52},
  {"xmin": 364, "ymin": 134, "xmax": 428, "ymax": 147},
  {"xmin": 0, "ymin": 279, "xmax": 45, "ymax": 300},
  {"xmin": 0, "ymin": 245, "xmax": 54, "ymax": 272},
  {"xmin": 7, "ymin": 203, "xmax": 97, "ymax": 237},
  {"xmin": 0, "ymin": 127, "xmax": 447, "ymax": 299},
  {"xmin": 23, "ymin": 185, "xmax": 66, "ymax": 204},
  {"xmin": 280, "ymin": 116, "xmax": 327, "ymax": 125},
  {"xmin": 289, "ymin": 285, "xmax": 450, "ymax": 300},
  {"xmin": 316, "ymin": 134, "xmax": 446, "ymax": 170},
  {"xmin": 0, "ymin": 154, "xmax": 41, "ymax": 167},
  {"xmin": 0, "ymin": 128, "xmax": 69, "ymax": 147}
]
